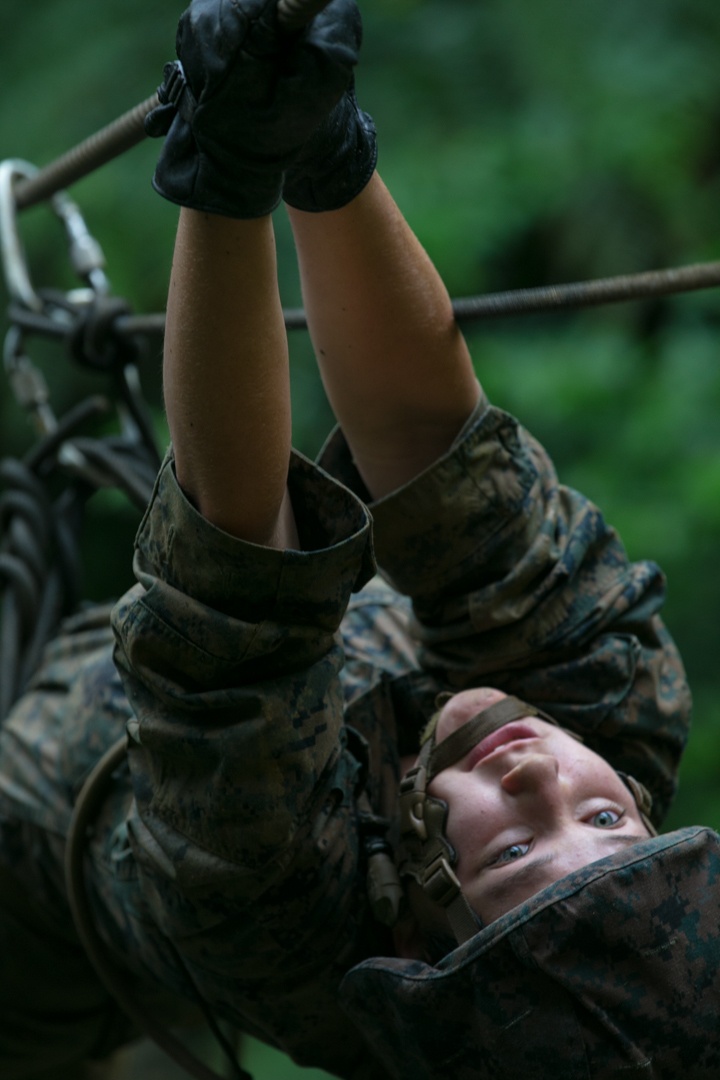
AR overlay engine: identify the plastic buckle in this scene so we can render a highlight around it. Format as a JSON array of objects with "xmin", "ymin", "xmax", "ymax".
[
  {"xmin": 398, "ymin": 764, "xmax": 429, "ymax": 841},
  {"xmin": 159, "ymin": 61, "xmax": 196, "ymax": 121},
  {"xmin": 423, "ymin": 855, "xmax": 462, "ymax": 907}
]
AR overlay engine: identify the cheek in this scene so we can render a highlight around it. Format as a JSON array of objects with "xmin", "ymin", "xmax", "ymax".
[
  {"xmin": 564, "ymin": 749, "xmax": 628, "ymax": 799},
  {"xmin": 430, "ymin": 775, "xmax": 494, "ymax": 854}
]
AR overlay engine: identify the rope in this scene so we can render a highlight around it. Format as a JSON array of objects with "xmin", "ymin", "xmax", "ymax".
[
  {"xmin": 0, "ymin": 455, "xmax": 76, "ymax": 719},
  {"xmin": 5, "ymin": 0, "xmax": 720, "ymax": 1072},
  {"xmin": 0, "ymin": 290, "xmax": 162, "ymax": 723},
  {"xmin": 0, "ymin": 410, "xmax": 159, "ymax": 722}
]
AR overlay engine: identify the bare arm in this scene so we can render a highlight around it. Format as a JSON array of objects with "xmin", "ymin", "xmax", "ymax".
[
  {"xmin": 163, "ymin": 208, "xmax": 297, "ymax": 548},
  {"xmin": 287, "ymin": 172, "xmax": 481, "ymax": 499}
]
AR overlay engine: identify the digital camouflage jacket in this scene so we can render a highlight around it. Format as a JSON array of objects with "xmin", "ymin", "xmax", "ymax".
[{"xmin": 0, "ymin": 398, "xmax": 702, "ymax": 1078}]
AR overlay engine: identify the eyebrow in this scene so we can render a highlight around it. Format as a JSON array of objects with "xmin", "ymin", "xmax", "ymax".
[
  {"xmin": 481, "ymin": 834, "xmax": 650, "ymax": 905},
  {"xmin": 483, "ymin": 854, "xmax": 557, "ymax": 905},
  {"xmin": 593, "ymin": 834, "xmax": 649, "ymax": 846}
]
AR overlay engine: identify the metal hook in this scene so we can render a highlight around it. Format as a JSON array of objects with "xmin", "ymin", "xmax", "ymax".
[
  {"xmin": 0, "ymin": 160, "xmax": 43, "ymax": 311},
  {"xmin": 52, "ymin": 190, "xmax": 109, "ymax": 296},
  {"xmin": 0, "ymin": 159, "xmax": 110, "ymax": 317},
  {"xmin": 3, "ymin": 325, "xmax": 57, "ymax": 435}
]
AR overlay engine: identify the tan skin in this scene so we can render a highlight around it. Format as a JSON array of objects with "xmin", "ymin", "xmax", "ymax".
[
  {"xmin": 164, "ymin": 210, "xmax": 298, "ymax": 547},
  {"xmin": 427, "ymin": 688, "xmax": 651, "ymax": 926},
  {"xmin": 163, "ymin": 173, "xmax": 480, "ymax": 547},
  {"xmin": 393, "ymin": 689, "xmax": 651, "ymax": 957},
  {"xmin": 287, "ymin": 174, "xmax": 480, "ymax": 499}
]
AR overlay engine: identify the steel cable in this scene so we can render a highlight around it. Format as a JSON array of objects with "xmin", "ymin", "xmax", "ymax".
[
  {"xmin": 114, "ymin": 259, "xmax": 720, "ymax": 340},
  {"xmin": 12, "ymin": 0, "xmax": 718, "ymax": 1074},
  {"xmin": 4, "ymin": 2, "xmax": 335, "ymax": 1073}
]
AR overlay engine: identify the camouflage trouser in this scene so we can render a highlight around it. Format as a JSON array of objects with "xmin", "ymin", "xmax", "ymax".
[
  {"xmin": 0, "ymin": 602, "xmax": 226, "ymax": 1075},
  {"xmin": 0, "ymin": 854, "xmax": 131, "ymax": 1078},
  {"xmin": 0, "ymin": 847, "xmax": 209, "ymax": 1079}
]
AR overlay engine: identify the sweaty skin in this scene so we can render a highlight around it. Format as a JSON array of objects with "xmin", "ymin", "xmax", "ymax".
[{"xmin": 427, "ymin": 689, "xmax": 651, "ymax": 924}]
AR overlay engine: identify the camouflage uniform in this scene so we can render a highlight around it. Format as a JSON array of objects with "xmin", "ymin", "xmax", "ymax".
[{"xmin": 0, "ymin": 396, "xmax": 700, "ymax": 1078}]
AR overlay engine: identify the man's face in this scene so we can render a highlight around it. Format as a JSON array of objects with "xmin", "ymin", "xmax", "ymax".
[{"xmin": 427, "ymin": 688, "xmax": 652, "ymax": 924}]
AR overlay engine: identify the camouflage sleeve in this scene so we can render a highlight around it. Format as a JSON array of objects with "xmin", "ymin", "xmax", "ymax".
[
  {"xmin": 109, "ymin": 449, "xmax": 386, "ymax": 1069},
  {"xmin": 319, "ymin": 398, "xmax": 691, "ymax": 823}
]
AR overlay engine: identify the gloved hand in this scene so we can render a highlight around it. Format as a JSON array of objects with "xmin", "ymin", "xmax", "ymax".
[
  {"xmin": 145, "ymin": 0, "xmax": 371, "ymax": 219},
  {"xmin": 282, "ymin": 79, "xmax": 377, "ymax": 212}
]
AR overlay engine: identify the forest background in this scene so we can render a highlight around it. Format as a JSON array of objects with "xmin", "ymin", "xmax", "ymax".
[{"xmin": 2, "ymin": 0, "xmax": 720, "ymax": 1077}]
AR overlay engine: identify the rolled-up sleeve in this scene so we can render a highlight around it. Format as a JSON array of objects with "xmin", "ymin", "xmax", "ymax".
[
  {"xmin": 113, "ymin": 449, "xmax": 373, "ymax": 881},
  {"xmin": 108, "ymin": 449, "xmax": 386, "ymax": 1073}
]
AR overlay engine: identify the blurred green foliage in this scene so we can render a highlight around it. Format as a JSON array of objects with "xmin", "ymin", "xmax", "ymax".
[{"xmin": 3, "ymin": 0, "xmax": 720, "ymax": 1075}]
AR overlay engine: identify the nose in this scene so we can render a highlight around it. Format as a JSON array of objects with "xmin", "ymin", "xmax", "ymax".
[{"xmin": 500, "ymin": 752, "xmax": 561, "ymax": 798}]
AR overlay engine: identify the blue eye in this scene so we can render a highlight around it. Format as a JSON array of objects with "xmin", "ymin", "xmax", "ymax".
[
  {"xmin": 591, "ymin": 809, "xmax": 622, "ymax": 828},
  {"xmin": 493, "ymin": 841, "xmax": 531, "ymax": 865}
]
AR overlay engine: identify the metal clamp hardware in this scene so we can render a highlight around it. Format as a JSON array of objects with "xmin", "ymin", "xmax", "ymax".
[{"xmin": 3, "ymin": 326, "xmax": 55, "ymax": 435}]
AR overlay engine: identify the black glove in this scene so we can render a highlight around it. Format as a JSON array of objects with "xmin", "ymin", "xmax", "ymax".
[
  {"xmin": 282, "ymin": 80, "xmax": 377, "ymax": 212},
  {"xmin": 145, "ymin": 0, "xmax": 368, "ymax": 219}
]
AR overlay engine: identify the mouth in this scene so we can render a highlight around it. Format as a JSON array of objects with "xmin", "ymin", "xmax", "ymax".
[{"xmin": 467, "ymin": 722, "xmax": 539, "ymax": 767}]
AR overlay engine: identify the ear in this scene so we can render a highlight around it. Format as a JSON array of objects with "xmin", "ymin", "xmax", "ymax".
[{"xmin": 392, "ymin": 911, "xmax": 427, "ymax": 960}]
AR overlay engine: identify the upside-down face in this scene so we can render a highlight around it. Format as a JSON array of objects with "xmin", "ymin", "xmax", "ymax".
[{"xmin": 427, "ymin": 688, "xmax": 652, "ymax": 924}]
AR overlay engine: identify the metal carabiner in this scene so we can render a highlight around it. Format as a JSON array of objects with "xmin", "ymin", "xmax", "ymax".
[
  {"xmin": 0, "ymin": 160, "xmax": 43, "ymax": 312},
  {"xmin": 3, "ymin": 325, "xmax": 56, "ymax": 435},
  {"xmin": 0, "ymin": 159, "xmax": 110, "ymax": 315},
  {"xmin": 52, "ymin": 190, "xmax": 109, "ymax": 297}
]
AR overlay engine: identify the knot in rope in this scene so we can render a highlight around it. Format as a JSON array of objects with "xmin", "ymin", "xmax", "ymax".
[{"xmin": 68, "ymin": 295, "xmax": 139, "ymax": 371}]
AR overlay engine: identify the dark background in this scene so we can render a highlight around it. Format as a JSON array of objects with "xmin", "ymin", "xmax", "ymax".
[{"xmin": 3, "ymin": 1, "xmax": 720, "ymax": 1074}]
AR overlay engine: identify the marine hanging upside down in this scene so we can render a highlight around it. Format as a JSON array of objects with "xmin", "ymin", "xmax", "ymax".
[{"xmin": 1, "ymin": 2, "xmax": 718, "ymax": 1078}]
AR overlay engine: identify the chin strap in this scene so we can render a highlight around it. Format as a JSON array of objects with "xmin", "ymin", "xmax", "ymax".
[{"xmin": 397, "ymin": 760, "xmax": 479, "ymax": 945}]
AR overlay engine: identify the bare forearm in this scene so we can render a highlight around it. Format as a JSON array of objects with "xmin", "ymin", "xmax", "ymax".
[
  {"xmin": 164, "ymin": 209, "xmax": 296, "ymax": 547},
  {"xmin": 288, "ymin": 173, "xmax": 480, "ymax": 498}
]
